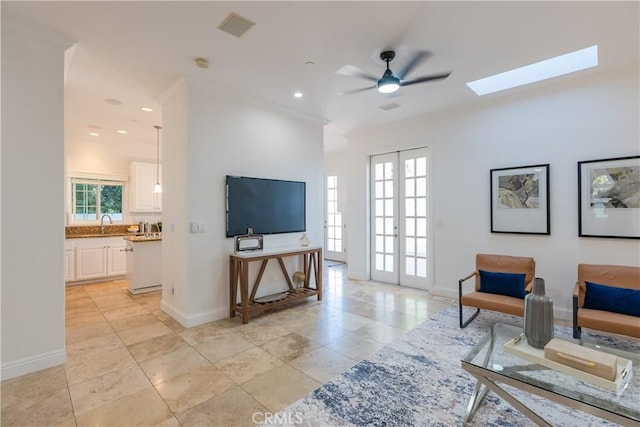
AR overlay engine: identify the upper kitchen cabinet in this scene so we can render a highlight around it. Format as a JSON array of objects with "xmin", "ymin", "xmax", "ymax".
[{"xmin": 129, "ymin": 161, "xmax": 162, "ymax": 212}]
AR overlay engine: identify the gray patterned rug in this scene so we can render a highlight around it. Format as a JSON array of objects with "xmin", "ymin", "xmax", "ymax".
[{"xmin": 279, "ymin": 305, "xmax": 639, "ymax": 426}]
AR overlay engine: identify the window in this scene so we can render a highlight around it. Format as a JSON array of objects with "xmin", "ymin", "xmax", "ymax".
[{"xmin": 71, "ymin": 178, "xmax": 124, "ymax": 223}]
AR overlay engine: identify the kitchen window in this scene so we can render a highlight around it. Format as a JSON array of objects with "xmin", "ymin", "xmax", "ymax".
[{"xmin": 71, "ymin": 178, "xmax": 124, "ymax": 223}]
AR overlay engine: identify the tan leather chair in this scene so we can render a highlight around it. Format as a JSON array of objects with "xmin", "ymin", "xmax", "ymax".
[
  {"xmin": 573, "ymin": 264, "xmax": 640, "ymax": 339},
  {"xmin": 459, "ymin": 253, "xmax": 535, "ymax": 328}
]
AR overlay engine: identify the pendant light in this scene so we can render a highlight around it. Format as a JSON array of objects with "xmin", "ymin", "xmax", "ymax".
[{"xmin": 153, "ymin": 125, "xmax": 162, "ymax": 193}]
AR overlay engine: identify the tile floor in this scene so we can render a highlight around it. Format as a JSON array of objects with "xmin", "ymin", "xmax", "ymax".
[{"xmin": 1, "ymin": 264, "xmax": 453, "ymax": 427}]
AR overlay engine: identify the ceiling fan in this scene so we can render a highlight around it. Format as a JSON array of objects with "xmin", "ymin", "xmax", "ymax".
[{"xmin": 338, "ymin": 50, "xmax": 451, "ymax": 95}]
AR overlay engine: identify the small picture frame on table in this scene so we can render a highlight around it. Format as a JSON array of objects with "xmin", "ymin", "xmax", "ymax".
[
  {"xmin": 578, "ymin": 155, "xmax": 640, "ymax": 239},
  {"xmin": 490, "ymin": 164, "xmax": 550, "ymax": 235}
]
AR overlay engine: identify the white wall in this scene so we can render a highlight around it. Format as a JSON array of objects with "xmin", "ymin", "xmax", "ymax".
[
  {"xmin": 328, "ymin": 65, "xmax": 640, "ymax": 319},
  {"xmin": 1, "ymin": 19, "xmax": 73, "ymax": 379},
  {"xmin": 160, "ymin": 79, "xmax": 325, "ymax": 327}
]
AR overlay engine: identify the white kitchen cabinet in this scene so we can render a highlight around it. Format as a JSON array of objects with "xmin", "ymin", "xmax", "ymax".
[
  {"xmin": 107, "ymin": 244, "xmax": 127, "ymax": 276},
  {"xmin": 129, "ymin": 161, "xmax": 162, "ymax": 212},
  {"xmin": 71, "ymin": 237, "xmax": 126, "ymax": 282},
  {"xmin": 64, "ymin": 249, "xmax": 75, "ymax": 282}
]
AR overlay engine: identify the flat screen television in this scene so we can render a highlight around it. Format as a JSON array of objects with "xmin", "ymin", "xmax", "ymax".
[{"xmin": 225, "ymin": 175, "xmax": 306, "ymax": 237}]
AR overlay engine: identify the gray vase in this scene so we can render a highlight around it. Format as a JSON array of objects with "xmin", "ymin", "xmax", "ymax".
[{"xmin": 524, "ymin": 277, "xmax": 554, "ymax": 349}]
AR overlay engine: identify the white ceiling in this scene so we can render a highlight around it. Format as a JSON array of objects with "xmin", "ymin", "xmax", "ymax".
[{"xmin": 4, "ymin": 1, "xmax": 639, "ymax": 151}]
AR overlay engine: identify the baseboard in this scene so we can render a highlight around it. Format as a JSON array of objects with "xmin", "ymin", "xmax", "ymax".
[
  {"xmin": 1, "ymin": 349, "xmax": 66, "ymax": 381},
  {"xmin": 160, "ymin": 299, "xmax": 228, "ymax": 328}
]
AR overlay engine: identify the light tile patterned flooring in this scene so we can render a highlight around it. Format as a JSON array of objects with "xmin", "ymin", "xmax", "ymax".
[{"xmin": 1, "ymin": 264, "xmax": 453, "ymax": 426}]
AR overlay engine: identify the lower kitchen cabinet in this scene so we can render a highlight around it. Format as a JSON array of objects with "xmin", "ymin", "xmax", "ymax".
[
  {"xmin": 64, "ymin": 249, "xmax": 75, "ymax": 282},
  {"xmin": 67, "ymin": 237, "xmax": 126, "ymax": 283}
]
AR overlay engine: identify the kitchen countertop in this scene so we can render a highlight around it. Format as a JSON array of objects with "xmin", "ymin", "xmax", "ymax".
[
  {"xmin": 65, "ymin": 224, "xmax": 160, "ymax": 239},
  {"xmin": 122, "ymin": 235, "xmax": 162, "ymax": 242},
  {"xmin": 66, "ymin": 232, "xmax": 141, "ymax": 239}
]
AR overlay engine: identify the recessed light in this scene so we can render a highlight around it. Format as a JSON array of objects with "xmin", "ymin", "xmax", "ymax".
[
  {"xmin": 305, "ymin": 61, "xmax": 315, "ymax": 65},
  {"xmin": 140, "ymin": 106, "xmax": 154, "ymax": 112},
  {"xmin": 89, "ymin": 132, "xmax": 100, "ymax": 137},
  {"xmin": 294, "ymin": 92, "xmax": 303, "ymax": 98},
  {"xmin": 104, "ymin": 98, "xmax": 122, "ymax": 105},
  {"xmin": 117, "ymin": 130, "xmax": 128, "ymax": 134},
  {"xmin": 466, "ymin": 45, "xmax": 599, "ymax": 96}
]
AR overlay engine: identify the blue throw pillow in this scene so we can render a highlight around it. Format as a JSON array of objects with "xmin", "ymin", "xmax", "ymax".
[
  {"xmin": 583, "ymin": 281, "xmax": 640, "ymax": 317},
  {"xmin": 478, "ymin": 270, "xmax": 526, "ymax": 299}
]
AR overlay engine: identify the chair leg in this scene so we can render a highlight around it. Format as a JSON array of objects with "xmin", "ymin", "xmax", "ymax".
[
  {"xmin": 573, "ymin": 325, "xmax": 581, "ymax": 340},
  {"xmin": 460, "ymin": 303, "xmax": 480, "ymax": 329},
  {"xmin": 572, "ymin": 295, "xmax": 581, "ymax": 339}
]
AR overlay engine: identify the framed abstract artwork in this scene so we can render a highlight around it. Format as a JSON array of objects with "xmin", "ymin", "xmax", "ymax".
[
  {"xmin": 490, "ymin": 164, "xmax": 550, "ymax": 235},
  {"xmin": 578, "ymin": 155, "xmax": 640, "ymax": 239}
]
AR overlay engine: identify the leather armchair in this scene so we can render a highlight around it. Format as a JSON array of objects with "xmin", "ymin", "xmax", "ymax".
[
  {"xmin": 573, "ymin": 263, "xmax": 640, "ymax": 339},
  {"xmin": 459, "ymin": 253, "xmax": 535, "ymax": 328}
]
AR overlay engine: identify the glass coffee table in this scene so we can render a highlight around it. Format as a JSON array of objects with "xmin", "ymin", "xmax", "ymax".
[{"xmin": 461, "ymin": 323, "xmax": 639, "ymax": 426}]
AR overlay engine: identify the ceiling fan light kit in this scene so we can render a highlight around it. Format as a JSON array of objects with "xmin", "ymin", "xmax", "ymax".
[{"xmin": 340, "ymin": 49, "xmax": 451, "ymax": 96}]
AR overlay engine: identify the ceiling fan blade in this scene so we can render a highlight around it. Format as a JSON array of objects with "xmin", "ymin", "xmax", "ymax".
[
  {"xmin": 400, "ymin": 72, "xmax": 451, "ymax": 87},
  {"xmin": 335, "ymin": 65, "xmax": 378, "ymax": 82},
  {"xmin": 338, "ymin": 85, "xmax": 377, "ymax": 95},
  {"xmin": 396, "ymin": 50, "xmax": 432, "ymax": 80}
]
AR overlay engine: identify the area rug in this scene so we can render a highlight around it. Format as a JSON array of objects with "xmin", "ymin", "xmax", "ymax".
[{"xmin": 279, "ymin": 306, "xmax": 639, "ymax": 426}]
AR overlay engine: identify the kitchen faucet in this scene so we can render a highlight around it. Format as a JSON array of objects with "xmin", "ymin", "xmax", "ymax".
[{"xmin": 100, "ymin": 214, "xmax": 113, "ymax": 234}]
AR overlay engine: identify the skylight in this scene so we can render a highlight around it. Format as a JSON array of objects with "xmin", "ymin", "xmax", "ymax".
[{"xmin": 466, "ymin": 45, "xmax": 598, "ymax": 96}]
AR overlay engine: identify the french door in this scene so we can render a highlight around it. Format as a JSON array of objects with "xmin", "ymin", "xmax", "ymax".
[
  {"xmin": 324, "ymin": 175, "xmax": 346, "ymax": 262},
  {"xmin": 370, "ymin": 148, "xmax": 431, "ymax": 289}
]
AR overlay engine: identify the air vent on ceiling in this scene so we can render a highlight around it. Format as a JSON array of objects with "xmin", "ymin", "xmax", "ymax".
[
  {"xmin": 218, "ymin": 12, "xmax": 255, "ymax": 38},
  {"xmin": 378, "ymin": 102, "xmax": 401, "ymax": 111}
]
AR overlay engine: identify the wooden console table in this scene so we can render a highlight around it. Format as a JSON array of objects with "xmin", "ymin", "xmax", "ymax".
[{"xmin": 229, "ymin": 245, "xmax": 322, "ymax": 324}]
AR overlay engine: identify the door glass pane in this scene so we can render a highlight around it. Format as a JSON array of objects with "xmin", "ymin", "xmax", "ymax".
[
  {"xmin": 376, "ymin": 235, "xmax": 384, "ymax": 251},
  {"xmin": 375, "ymin": 163, "xmax": 384, "ymax": 179},
  {"xmin": 376, "ymin": 200, "xmax": 384, "ymax": 216},
  {"xmin": 416, "ymin": 258, "xmax": 427, "ymax": 277},
  {"xmin": 416, "ymin": 197, "xmax": 427, "ymax": 217},
  {"xmin": 385, "ymin": 255, "xmax": 394, "ymax": 272},
  {"xmin": 385, "ymin": 181, "xmax": 393, "ymax": 198},
  {"xmin": 417, "ymin": 218, "xmax": 427, "ymax": 237},
  {"xmin": 376, "ymin": 181, "xmax": 383, "ymax": 196},
  {"xmin": 416, "ymin": 157, "xmax": 427, "ymax": 176},
  {"xmin": 405, "ymin": 159, "xmax": 415, "ymax": 177},
  {"xmin": 405, "ymin": 179, "xmax": 415, "ymax": 197},
  {"xmin": 417, "ymin": 238, "xmax": 427, "ymax": 257},
  {"xmin": 406, "ymin": 199, "xmax": 415, "ymax": 217},
  {"xmin": 406, "ymin": 237, "xmax": 415, "ymax": 255},
  {"xmin": 376, "ymin": 218, "xmax": 384, "ymax": 233},
  {"xmin": 385, "ymin": 199, "xmax": 393, "ymax": 216},
  {"xmin": 385, "ymin": 236, "xmax": 394, "ymax": 253},
  {"xmin": 406, "ymin": 258, "xmax": 415, "ymax": 275},
  {"xmin": 416, "ymin": 177, "xmax": 426, "ymax": 197},
  {"xmin": 376, "ymin": 254, "xmax": 384, "ymax": 270},
  {"xmin": 385, "ymin": 218, "xmax": 394, "ymax": 235},
  {"xmin": 385, "ymin": 162, "xmax": 393, "ymax": 179},
  {"xmin": 406, "ymin": 218, "xmax": 415, "ymax": 237}
]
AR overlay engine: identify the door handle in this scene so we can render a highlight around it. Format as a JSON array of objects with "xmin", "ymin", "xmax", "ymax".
[{"xmin": 121, "ymin": 248, "xmax": 133, "ymax": 252}]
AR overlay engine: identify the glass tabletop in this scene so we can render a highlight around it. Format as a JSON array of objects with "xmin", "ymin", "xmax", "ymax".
[{"xmin": 461, "ymin": 323, "xmax": 640, "ymax": 423}]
